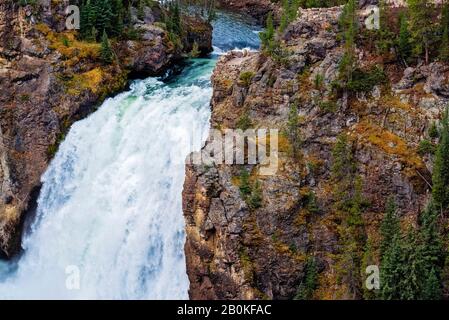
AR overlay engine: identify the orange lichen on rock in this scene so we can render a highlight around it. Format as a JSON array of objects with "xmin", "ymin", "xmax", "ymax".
[{"xmin": 353, "ymin": 120, "xmax": 425, "ymax": 173}]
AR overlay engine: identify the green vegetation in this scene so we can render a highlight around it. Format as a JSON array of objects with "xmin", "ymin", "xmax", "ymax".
[
  {"xmin": 407, "ymin": 0, "xmax": 434, "ymax": 64},
  {"xmin": 432, "ymin": 108, "xmax": 449, "ymax": 212},
  {"xmin": 380, "ymin": 198, "xmax": 399, "ymax": 258},
  {"xmin": 332, "ymin": 134, "xmax": 367, "ymax": 298},
  {"xmin": 380, "ymin": 200, "xmax": 445, "ymax": 300},
  {"xmin": 294, "ymin": 257, "xmax": 318, "ymax": 300},
  {"xmin": 100, "ymin": 30, "xmax": 114, "ymax": 64},
  {"xmin": 418, "ymin": 139, "xmax": 436, "ymax": 156},
  {"xmin": 346, "ymin": 66, "xmax": 386, "ymax": 93},
  {"xmin": 236, "ymin": 110, "xmax": 252, "ymax": 131},
  {"xmin": 239, "ymin": 71, "xmax": 255, "ymax": 87},
  {"xmin": 338, "ymin": 0, "xmax": 358, "ymax": 85},
  {"xmin": 238, "ymin": 169, "xmax": 263, "ymax": 210}
]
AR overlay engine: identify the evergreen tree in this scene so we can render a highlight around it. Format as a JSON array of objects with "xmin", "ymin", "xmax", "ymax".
[
  {"xmin": 96, "ymin": 0, "xmax": 113, "ymax": 38},
  {"xmin": 380, "ymin": 197, "xmax": 400, "ymax": 258},
  {"xmin": 249, "ymin": 180, "xmax": 263, "ymax": 209},
  {"xmin": 111, "ymin": 0, "xmax": 124, "ymax": 37},
  {"xmin": 137, "ymin": 0, "xmax": 145, "ymax": 20},
  {"xmin": 339, "ymin": 0, "xmax": 358, "ymax": 84},
  {"xmin": 423, "ymin": 268, "xmax": 442, "ymax": 300},
  {"xmin": 432, "ymin": 107, "xmax": 449, "ymax": 211},
  {"xmin": 397, "ymin": 12, "xmax": 412, "ymax": 65},
  {"xmin": 440, "ymin": 2, "xmax": 449, "ymax": 61},
  {"xmin": 419, "ymin": 202, "xmax": 444, "ymax": 276},
  {"xmin": 440, "ymin": 25, "xmax": 449, "ymax": 61},
  {"xmin": 239, "ymin": 168, "xmax": 251, "ymax": 197},
  {"xmin": 294, "ymin": 257, "xmax": 318, "ymax": 300},
  {"xmin": 332, "ymin": 134, "xmax": 366, "ymax": 298},
  {"xmin": 279, "ymin": 0, "xmax": 301, "ymax": 33},
  {"xmin": 380, "ymin": 201, "xmax": 445, "ymax": 300},
  {"xmin": 260, "ymin": 13, "xmax": 275, "ymax": 51},
  {"xmin": 407, "ymin": 0, "xmax": 434, "ymax": 64},
  {"xmin": 380, "ymin": 233, "xmax": 403, "ymax": 299},
  {"xmin": 80, "ymin": 0, "xmax": 97, "ymax": 41},
  {"xmin": 100, "ymin": 30, "xmax": 114, "ymax": 64}
]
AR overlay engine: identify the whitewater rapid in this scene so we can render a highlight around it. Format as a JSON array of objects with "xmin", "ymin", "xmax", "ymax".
[{"xmin": 0, "ymin": 11, "xmax": 260, "ymax": 299}]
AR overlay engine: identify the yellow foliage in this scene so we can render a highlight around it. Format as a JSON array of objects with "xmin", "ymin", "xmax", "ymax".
[
  {"xmin": 43, "ymin": 28, "xmax": 100, "ymax": 60},
  {"xmin": 65, "ymin": 68, "xmax": 104, "ymax": 96},
  {"xmin": 354, "ymin": 120, "xmax": 425, "ymax": 171}
]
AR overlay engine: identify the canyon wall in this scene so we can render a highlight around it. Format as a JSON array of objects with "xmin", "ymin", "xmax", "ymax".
[{"xmin": 183, "ymin": 6, "xmax": 449, "ymax": 299}]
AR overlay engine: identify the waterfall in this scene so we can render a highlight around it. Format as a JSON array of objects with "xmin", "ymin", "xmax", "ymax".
[{"xmin": 0, "ymin": 11, "xmax": 260, "ymax": 300}]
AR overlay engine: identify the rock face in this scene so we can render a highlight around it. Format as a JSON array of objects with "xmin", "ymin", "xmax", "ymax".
[
  {"xmin": 183, "ymin": 7, "xmax": 448, "ymax": 299},
  {"xmin": 217, "ymin": 0, "xmax": 277, "ymax": 24},
  {"xmin": 0, "ymin": 0, "xmax": 212, "ymax": 258}
]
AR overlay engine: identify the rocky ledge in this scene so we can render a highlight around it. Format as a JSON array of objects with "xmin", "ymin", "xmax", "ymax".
[
  {"xmin": 183, "ymin": 6, "xmax": 449, "ymax": 299},
  {"xmin": 0, "ymin": 0, "xmax": 212, "ymax": 258}
]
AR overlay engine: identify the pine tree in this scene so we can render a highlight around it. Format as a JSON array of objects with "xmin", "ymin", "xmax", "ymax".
[
  {"xmin": 407, "ymin": 0, "xmax": 434, "ymax": 64},
  {"xmin": 80, "ymin": 0, "xmax": 97, "ymax": 41},
  {"xmin": 339, "ymin": 0, "xmax": 358, "ymax": 84},
  {"xmin": 96, "ymin": 0, "xmax": 113, "ymax": 38},
  {"xmin": 137, "ymin": 0, "xmax": 145, "ymax": 20},
  {"xmin": 249, "ymin": 180, "xmax": 262, "ymax": 209},
  {"xmin": 397, "ymin": 12, "xmax": 412, "ymax": 65},
  {"xmin": 432, "ymin": 107, "xmax": 449, "ymax": 211},
  {"xmin": 111, "ymin": 0, "xmax": 124, "ymax": 37},
  {"xmin": 398, "ymin": 230, "xmax": 423, "ymax": 300},
  {"xmin": 260, "ymin": 13, "xmax": 275, "ymax": 51},
  {"xmin": 423, "ymin": 268, "xmax": 442, "ymax": 300},
  {"xmin": 100, "ymin": 30, "xmax": 114, "ymax": 64},
  {"xmin": 239, "ymin": 168, "xmax": 251, "ymax": 197},
  {"xmin": 380, "ymin": 197, "xmax": 400, "ymax": 258},
  {"xmin": 380, "ymin": 233, "xmax": 403, "ymax": 299},
  {"xmin": 440, "ymin": 2, "xmax": 449, "ymax": 61},
  {"xmin": 419, "ymin": 202, "xmax": 444, "ymax": 281},
  {"xmin": 294, "ymin": 257, "xmax": 318, "ymax": 300}
]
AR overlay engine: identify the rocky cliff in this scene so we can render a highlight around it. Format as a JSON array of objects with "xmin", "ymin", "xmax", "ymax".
[
  {"xmin": 0, "ymin": 0, "xmax": 212, "ymax": 258},
  {"xmin": 183, "ymin": 6, "xmax": 449, "ymax": 299}
]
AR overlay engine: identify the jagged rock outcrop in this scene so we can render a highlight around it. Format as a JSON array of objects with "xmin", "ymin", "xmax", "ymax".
[
  {"xmin": 0, "ymin": 0, "xmax": 212, "ymax": 257},
  {"xmin": 183, "ymin": 6, "xmax": 448, "ymax": 299},
  {"xmin": 217, "ymin": 0, "xmax": 278, "ymax": 23}
]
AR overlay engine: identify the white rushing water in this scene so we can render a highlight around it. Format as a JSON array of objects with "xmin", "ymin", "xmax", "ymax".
[{"xmin": 0, "ymin": 12, "xmax": 260, "ymax": 300}]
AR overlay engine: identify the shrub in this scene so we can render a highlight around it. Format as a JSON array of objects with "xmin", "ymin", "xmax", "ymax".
[
  {"xmin": 239, "ymin": 71, "xmax": 255, "ymax": 87},
  {"xmin": 418, "ymin": 139, "xmax": 436, "ymax": 155},
  {"xmin": 346, "ymin": 66, "xmax": 386, "ymax": 93},
  {"xmin": 236, "ymin": 110, "xmax": 252, "ymax": 131}
]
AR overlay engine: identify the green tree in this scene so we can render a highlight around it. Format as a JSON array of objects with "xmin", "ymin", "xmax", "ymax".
[
  {"xmin": 397, "ymin": 12, "xmax": 412, "ymax": 65},
  {"xmin": 111, "ymin": 0, "xmax": 124, "ymax": 37},
  {"xmin": 440, "ymin": 2, "xmax": 449, "ymax": 60},
  {"xmin": 100, "ymin": 30, "xmax": 114, "ymax": 64},
  {"xmin": 260, "ymin": 13, "xmax": 275, "ymax": 51},
  {"xmin": 96, "ymin": 0, "xmax": 113, "ymax": 40},
  {"xmin": 407, "ymin": 0, "xmax": 434, "ymax": 64},
  {"xmin": 294, "ymin": 257, "xmax": 318, "ymax": 300},
  {"xmin": 249, "ymin": 180, "xmax": 263, "ymax": 209},
  {"xmin": 332, "ymin": 134, "xmax": 366, "ymax": 298},
  {"xmin": 380, "ymin": 197, "xmax": 400, "ymax": 258},
  {"xmin": 239, "ymin": 168, "xmax": 251, "ymax": 197},
  {"xmin": 339, "ymin": 0, "xmax": 358, "ymax": 84},
  {"xmin": 380, "ymin": 233, "xmax": 403, "ymax": 299},
  {"xmin": 432, "ymin": 107, "xmax": 449, "ymax": 211},
  {"xmin": 423, "ymin": 268, "xmax": 442, "ymax": 300}
]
